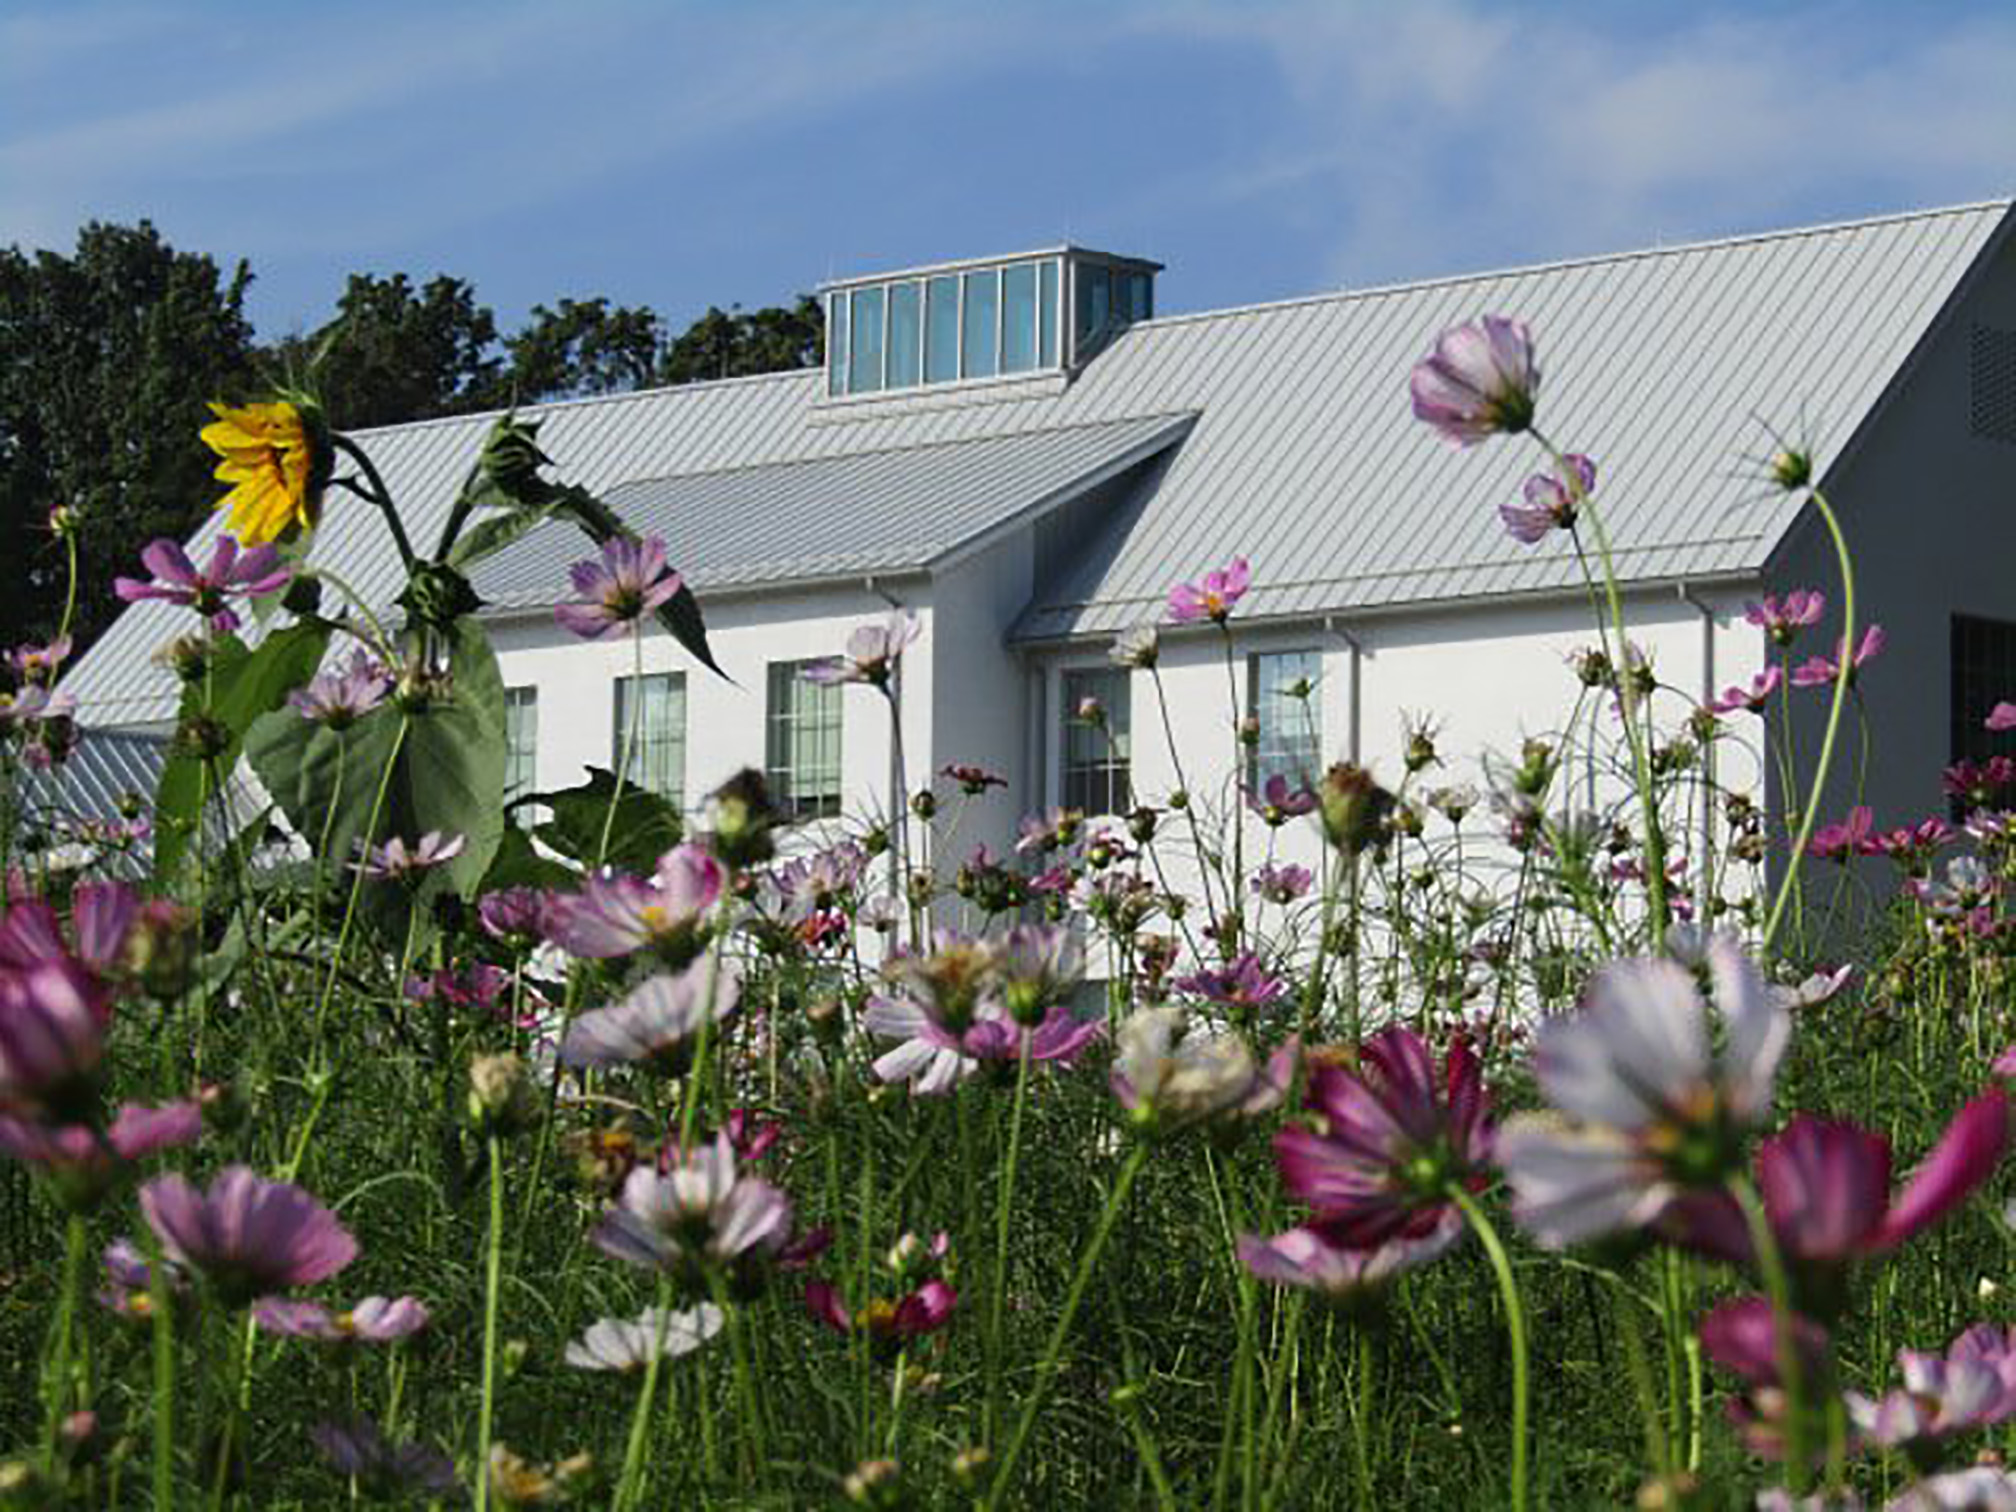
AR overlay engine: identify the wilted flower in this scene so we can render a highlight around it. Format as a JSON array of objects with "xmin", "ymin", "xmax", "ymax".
[
  {"xmin": 564, "ymin": 1304, "xmax": 724, "ymax": 1370},
  {"xmin": 557, "ymin": 535, "xmax": 683, "ymax": 641},
  {"xmin": 560, "ymin": 958, "xmax": 738, "ymax": 1072},
  {"xmin": 1318, "ymin": 762, "xmax": 1395, "ymax": 855},
  {"xmin": 553, "ymin": 844, "xmax": 722, "ymax": 961},
  {"xmin": 1410, "ymin": 316, "xmax": 1539, "ymax": 446},
  {"xmin": 941, "ymin": 763, "xmax": 1007, "ymax": 796},
  {"xmin": 113, "ymin": 536, "xmax": 292, "ymax": 633},
  {"xmin": 1167, "ymin": 557, "xmax": 1252, "ymax": 624},
  {"xmin": 1110, "ymin": 623, "xmax": 1161, "ymax": 669},
  {"xmin": 254, "ymin": 1295, "xmax": 429, "ymax": 1344},
  {"xmin": 1791, "ymin": 625, "xmax": 1886, "ymax": 688},
  {"xmin": 312, "ymin": 1417, "xmax": 458, "ymax": 1500},
  {"xmin": 1501, "ymin": 453, "xmax": 1594, "ymax": 544},
  {"xmin": 1497, "ymin": 939, "xmax": 1789, "ymax": 1248},
  {"xmin": 140, "ymin": 1166, "xmax": 357, "ymax": 1303},
  {"xmin": 1111, "ymin": 1006, "xmax": 1293, "ymax": 1135},
  {"xmin": 486, "ymin": 1444, "xmax": 595, "ymax": 1507},
  {"xmin": 288, "ymin": 649, "xmax": 392, "ymax": 728},
  {"xmin": 803, "ymin": 611, "xmax": 921, "ymax": 690},
  {"xmin": 1015, "ymin": 806, "xmax": 1083, "ymax": 855},
  {"xmin": 1745, "ymin": 591, "xmax": 1826, "ymax": 645},
  {"xmin": 355, "ymin": 831, "xmax": 465, "ymax": 882},
  {"xmin": 592, "ymin": 1133, "xmax": 793, "ymax": 1284}
]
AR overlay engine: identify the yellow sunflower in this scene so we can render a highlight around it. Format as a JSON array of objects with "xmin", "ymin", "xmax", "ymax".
[{"xmin": 199, "ymin": 399, "xmax": 323, "ymax": 546}]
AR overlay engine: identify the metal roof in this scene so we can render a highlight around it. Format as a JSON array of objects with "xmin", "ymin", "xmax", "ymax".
[
  {"xmin": 66, "ymin": 200, "xmax": 2015, "ymax": 724},
  {"xmin": 472, "ymin": 413, "xmax": 1196, "ymax": 608}
]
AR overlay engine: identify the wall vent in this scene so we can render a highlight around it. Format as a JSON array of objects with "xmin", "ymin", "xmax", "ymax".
[{"xmin": 1972, "ymin": 323, "xmax": 2016, "ymax": 445}]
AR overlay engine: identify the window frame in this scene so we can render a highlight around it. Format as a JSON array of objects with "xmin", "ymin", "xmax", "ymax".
[
  {"xmin": 612, "ymin": 670, "xmax": 688, "ymax": 810},
  {"xmin": 766, "ymin": 661, "xmax": 845, "ymax": 821},
  {"xmin": 1058, "ymin": 665, "xmax": 1133, "ymax": 818},
  {"xmin": 503, "ymin": 684, "xmax": 540, "ymax": 821},
  {"xmin": 1246, "ymin": 649, "xmax": 1324, "ymax": 795}
]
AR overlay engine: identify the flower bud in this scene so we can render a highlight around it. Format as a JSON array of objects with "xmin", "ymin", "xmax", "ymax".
[
  {"xmin": 1318, "ymin": 762, "xmax": 1393, "ymax": 856},
  {"xmin": 468, "ymin": 1053, "xmax": 537, "ymax": 1135},
  {"xmin": 481, "ymin": 417, "xmax": 553, "ymax": 500},
  {"xmin": 909, "ymin": 788, "xmax": 937, "ymax": 821}
]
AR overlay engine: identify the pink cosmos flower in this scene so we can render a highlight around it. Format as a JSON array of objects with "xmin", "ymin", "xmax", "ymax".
[
  {"xmin": 1698, "ymin": 1297, "xmax": 1835, "ymax": 1461},
  {"xmin": 1240, "ymin": 1211, "xmax": 1464, "ymax": 1299},
  {"xmin": 806, "ymin": 1276, "xmax": 957, "ymax": 1350},
  {"xmin": 802, "ymin": 611, "xmax": 921, "ymax": 689},
  {"xmin": 1500, "ymin": 453, "xmax": 1594, "ymax": 544},
  {"xmin": 7, "ymin": 636, "xmax": 70, "ymax": 687},
  {"xmin": 1175, "ymin": 953, "xmax": 1286, "ymax": 1021},
  {"xmin": 311, "ymin": 1418, "xmax": 458, "ymax": 1498},
  {"xmin": 1988, "ymin": 702, "xmax": 2016, "ymax": 733},
  {"xmin": 1846, "ymin": 1324, "xmax": 2016, "ymax": 1452},
  {"xmin": 553, "ymin": 843, "xmax": 722, "ymax": 959},
  {"xmin": 288, "ymin": 649, "xmax": 392, "ymax": 728},
  {"xmin": 1790, "ymin": 625, "xmax": 1886, "ymax": 688},
  {"xmin": 554, "ymin": 535, "xmax": 683, "ymax": 640},
  {"xmin": 1410, "ymin": 316, "xmax": 1539, "ymax": 446},
  {"xmin": 355, "ymin": 831, "xmax": 465, "ymax": 882},
  {"xmin": 1273, "ymin": 1027, "xmax": 1493, "ymax": 1248},
  {"xmin": 1805, "ymin": 805, "xmax": 1877, "ymax": 861},
  {"xmin": 1744, "ymin": 591, "xmax": 1826, "ymax": 645},
  {"xmin": 1771, "ymin": 964, "xmax": 1856, "ymax": 1013},
  {"xmin": 1706, "ymin": 667, "xmax": 1784, "ymax": 716},
  {"xmin": 477, "ymin": 887, "xmax": 559, "ymax": 948},
  {"xmin": 1251, "ymin": 862, "xmax": 1314, "ymax": 904},
  {"xmin": 0, "ymin": 1101, "xmax": 200, "ymax": 1206},
  {"xmin": 1167, "ymin": 557, "xmax": 1252, "ymax": 624},
  {"xmin": 113, "ymin": 537, "xmax": 291, "ymax": 634},
  {"xmin": 862, "ymin": 941, "xmax": 1101, "ymax": 1096},
  {"xmin": 1497, "ymin": 938, "xmax": 1789, "ymax": 1249},
  {"xmin": 254, "ymin": 1295, "xmax": 429, "ymax": 1343},
  {"xmin": 1660, "ymin": 1096, "xmax": 2009, "ymax": 1312},
  {"xmin": 0, "ymin": 955, "xmax": 114, "ymax": 1113},
  {"xmin": 1245, "ymin": 775, "xmax": 1318, "ymax": 825},
  {"xmin": 591, "ymin": 1133, "xmax": 794, "ymax": 1283},
  {"xmin": 140, "ymin": 1166, "xmax": 358, "ymax": 1303},
  {"xmin": 560, "ymin": 959, "xmax": 739, "ymax": 1071},
  {"xmin": 0, "ymin": 684, "xmax": 76, "ymax": 729},
  {"xmin": 0, "ymin": 880, "xmax": 141, "ymax": 984}
]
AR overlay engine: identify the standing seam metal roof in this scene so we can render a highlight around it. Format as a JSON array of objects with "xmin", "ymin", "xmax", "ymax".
[{"xmin": 64, "ymin": 200, "xmax": 2014, "ymax": 723}]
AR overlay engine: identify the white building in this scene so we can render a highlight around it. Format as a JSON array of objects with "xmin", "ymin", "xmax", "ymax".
[{"xmin": 66, "ymin": 202, "xmax": 2016, "ymax": 886}]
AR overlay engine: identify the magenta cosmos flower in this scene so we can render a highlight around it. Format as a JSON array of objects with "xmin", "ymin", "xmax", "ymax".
[
  {"xmin": 289, "ymin": 649, "xmax": 392, "ymax": 729},
  {"xmin": 1707, "ymin": 667, "xmax": 1784, "ymax": 716},
  {"xmin": 1175, "ymin": 952, "xmax": 1286, "ymax": 1022},
  {"xmin": 803, "ymin": 611, "xmax": 920, "ymax": 689},
  {"xmin": 554, "ymin": 535, "xmax": 682, "ymax": 640},
  {"xmin": 1697, "ymin": 1297, "xmax": 1836, "ymax": 1462},
  {"xmin": 114, "ymin": 537, "xmax": 291, "ymax": 634},
  {"xmin": 554, "ymin": 843, "xmax": 722, "ymax": 961},
  {"xmin": 356, "ymin": 831, "xmax": 465, "ymax": 882},
  {"xmin": 592, "ymin": 1132, "xmax": 794, "ymax": 1283},
  {"xmin": 1240, "ymin": 1212, "xmax": 1464, "ymax": 1302},
  {"xmin": 254, "ymin": 1294, "xmax": 429, "ymax": 1344},
  {"xmin": 0, "ymin": 1101, "xmax": 200, "ymax": 1208},
  {"xmin": 1497, "ymin": 938, "xmax": 1789, "ymax": 1249},
  {"xmin": 1245, "ymin": 775, "xmax": 1318, "ymax": 826},
  {"xmin": 1744, "ymin": 590, "xmax": 1826, "ymax": 645},
  {"xmin": 1272, "ymin": 1027, "xmax": 1493, "ymax": 1248},
  {"xmin": 1847, "ymin": 1324, "xmax": 2016, "ymax": 1454},
  {"xmin": 1805, "ymin": 805, "xmax": 1877, "ymax": 861},
  {"xmin": 806, "ymin": 1276, "xmax": 957, "ymax": 1353},
  {"xmin": 1500, "ymin": 453, "xmax": 1594, "ymax": 544},
  {"xmin": 1167, "ymin": 557, "xmax": 1252, "ymax": 624},
  {"xmin": 140, "ymin": 1166, "xmax": 358, "ymax": 1303},
  {"xmin": 0, "ymin": 878, "xmax": 145, "ymax": 980},
  {"xmin": 1660, "ymin": 1095, "xmax": 2009, "ymax": 1315},
  {"xmin": 1988, "ymin": 702, "xmax": 2016, "ymax": 733},
  {"xmin": 1409, "ymin": 315, "xmax": 1539, "ymax": 446},
  {"xmin": 1790, "ymin": 624, "xmax": 1886, "ymax": 688},
  {"xmin": 0, "ymin": 955, "xmax": 114, "ymax": 1115},
  {"xmin": 560, "ymin": 958, "xmax": 739, "ymax": 1071}
]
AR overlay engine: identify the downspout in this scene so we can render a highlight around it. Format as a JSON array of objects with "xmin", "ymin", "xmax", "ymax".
[
  {"xmin": 1324, "ymin": 616, "xmax": 1363, "ymax": 763},
  {"xmin": 1677, "ymin": 582, "xmax": 1717, "ymax": 921}
]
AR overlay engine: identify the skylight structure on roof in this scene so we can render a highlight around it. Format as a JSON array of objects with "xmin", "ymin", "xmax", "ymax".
[{"xmin": 820, "ymin": 247, "xmax": 1159, "ymax": 401}]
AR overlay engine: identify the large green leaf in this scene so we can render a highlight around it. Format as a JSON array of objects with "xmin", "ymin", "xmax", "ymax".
[
  {"xmin": 519, "ymin": 766, "xmax": 684, "ymax": 876},
  {"xmin": 244, "ymin": 619, "xmax": 507, "ymax": 944},
  {"xmin": 153, "ymin": 621, "xmax": 332, "ymax": 887}
]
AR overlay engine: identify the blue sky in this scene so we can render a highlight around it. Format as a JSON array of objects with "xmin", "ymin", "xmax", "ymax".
[{"xmin": 4, "ymin": 1, "xmax": 2013, "ymax": 339}]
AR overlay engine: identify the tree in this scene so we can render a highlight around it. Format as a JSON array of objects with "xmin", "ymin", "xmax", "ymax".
[
  {"xmin": 503, "ymin": 297, "xmax": 663, "ymax": 403},
  {"xmin": 269, "ymin": 272, "xmax": 505, "ymax": 430},
  {"xmin": 0, "ymin": 221, "xmax": 256, "ymax": 651},
  {"xmin": 659, "ymin": 295, "xmax": 823, "ymax": 386}
]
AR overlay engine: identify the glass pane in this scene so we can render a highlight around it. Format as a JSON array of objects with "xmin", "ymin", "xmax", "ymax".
[
  {"xmin": 826, "ymin": 293, "xmax": 848, "ymax": 396},
  {"xmin": 849, "ymin": 286, "xmax": 885, "ymax": 394},
  {"xmin": 887, "ymin": 281, "xmax": 922, "ymax": 388},
  {"xmin": 1075, "ymin": 264, "xmax": 1110, "ymax": 345},
  {"xmin": 1038, "ymin": 260, "xmax": 1059, "ymax": 366},
  {"xmin": 1124, "ymin": 272, "xmax": 1153, "ymax": 323},
  {"xmin": 1062, "ymin": 668, "xmax": 1131, "ymax": 816},
  {"xmin": 1001, "ymin": 263, "xmax": 1038, "ymax": 374},
  {"xmin": 925, "ymin": 276, "xmax": 960, "ymax": 383},
  {"xmin": 962, "ymin": 270, "xmax": 998, "ymax": 379},
  {"xmin": 1248, "ymin": 651, "xmax": 1322, "ymax": 791}
]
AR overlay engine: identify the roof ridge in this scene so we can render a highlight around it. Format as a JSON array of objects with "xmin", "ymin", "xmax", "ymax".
[
  {"xmin": 1128, "ymin": 198, "xmax": 2015, "ymax": 335},
  {"xmin": 340, "ymin": 364, "xmax": 819, "ymax": 442}
]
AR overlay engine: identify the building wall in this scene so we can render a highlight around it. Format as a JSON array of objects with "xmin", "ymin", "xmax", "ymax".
[{"xmin": 1770, "ymin": 229, "xmax": 2016, "ymax": 849}]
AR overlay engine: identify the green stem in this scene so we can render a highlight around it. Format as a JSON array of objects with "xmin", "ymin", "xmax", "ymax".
[
  {"xmin": 613, "ymin": 1276, "xmax": 675, "ymax": 1511},
  {"xmin": 986, "ymin": 1032, "xmax": 1034, "ymax": 1448},
  {"xmin": 474, "ymin": 1134, "xmax": 506, "ymax": 1512},
  {"xmin": 42, "ymin": 1213, "xmax": 87, "ymax": 1470},
  {"xmin": 147, "ymin": 1227, "xmax": 176, "ymax": 1508},
  {"xmin": 1447, "ymin": 1185, "xmax": 1529, "ymax": 1512},
  {"xmin": 985, "ymin": 1143, "xmax": 1148, "ymax": 1510},
  {"xmin": 1730, "ymin": 1174, "xmax": 1809, "ymax": 1493},
  {"xmin": 331, "ymin": 433, "xmax": 418, "ymax": 572},
  {"xmin": 311, "ymin": 716, "xmax": 410, "ymax": 1047}
]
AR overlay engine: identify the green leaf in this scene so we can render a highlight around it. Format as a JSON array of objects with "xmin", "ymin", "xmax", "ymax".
[
  {"xmin": 475, "ymin": 824, "xmax": 578, "ymax": 894},
  {"xmin": 521, "ymin": 767, "xmax": 683, "ymax": 875},
  {"xmin": 245, "ymin": 619, "xmax": 508, "ymax": 945},
  {"xmin": 153, "ymin": 621, "xmax": 332, "ymax": 887}
]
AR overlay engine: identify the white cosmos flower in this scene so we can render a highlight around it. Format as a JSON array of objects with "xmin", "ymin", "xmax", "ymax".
[{"xmin": 565, "ymin": 1303, "xmax": 723, "ymax": 1371}]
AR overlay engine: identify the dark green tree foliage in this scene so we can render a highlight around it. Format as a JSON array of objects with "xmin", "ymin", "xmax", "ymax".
[
  {"xmin": 505, "ymin": 297, "xmax": 663, "ymax": 402},
  {"xmin": 0, "ymin": 221, "xmax": 256, "ymax": 649},
  {"xmin": 273, "ymin": 272, "xmax": 504, "ymax": 429},
  {"xmin": 660, "ymin": 295, "xmax": 823, "ymax": 385}
]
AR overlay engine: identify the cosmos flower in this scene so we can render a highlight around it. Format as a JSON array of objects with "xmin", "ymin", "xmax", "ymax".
[
  {"xmin": 1707, "ymin": 667, "xmax": 1785, "ymax": 715},
  {"xmin": 1110, "ymin": 623, "xmax": 1161, "ymax": 670},
  {"xmin": 802, "ymin": 611, "xmax": 921, "ymax": 689},
  {"xmin": 288, "ymin": 650, "xmax": 392, "ymax": 728},
  {"xmin": 113, "ymin": 536, "xmax": 292, "ymax": 633},
  {"xmin": 554, "ymin": 535, "xmax": 683, "ymax": 640},
  {"xmin": 1251, "ymin": 862, "xmax": 1314, "ymax": 903},
  {"xmin": 0, "ymin": 955, "xmax": 113, "ymax": 1113},
  {"xmin": 1790, "ymin": 625, "xmax": 1887, "ymax": 688},
  {"xmin": 1409, "ymin": 316, "xmax": 1539, "ymax": 446},
  {"xmin": 1245, "ymin": 774, "xmax": 1318, "ymax": 825},
  {"xmin": 1496, "ymin": 938, "xmax": 1789, "ymax": 1249},
  {"xmin": 806, "ymin": 1277, "xmax": 958, "ymax": 1350},
  {"xmin": 1110, "ymin": 1006, "xmax": 1294, "ymax": 1134},
  {"xmin": 553, "ymin": 844, "xmax": 722, "ymax": 960},
  {"xmin": 254, "ymin": 1295, "xmax": 429, "ymax": 1344},
  {"xmin": 311, "ymin": 1418, "xmax": 458, "ymax": 1500},
  {"xmin": 1697, "ymin": 1297, "xmax": 1836, "ymax": 1462},
  {"xmin": 559, "ymin": 958, "xmax": 739, "ymax": 1071},
  {"xmin": 1500, "ymin": 453, "xmax": 1595, "ymax": 544},
  {"xmin": 1239, "ymin": 1212, "xmax": 1464, "ymax": 1301},
  {"xmin": 862, "ymin": 947, "xmax": 1101, "ymax": 1096},
  {"xmin": 7, "ymin": 636, "xmax": 70, "ymax": 687},
  {"xmin": 1805, "ymin": 806, "xmax": 1877, "ymax": 861},
  {"xmin": 0, "ymin": 1101, "xmax": 201, "ymax": 1207},
  {"xmin": 565, "ymin": 1304, "xmax": 724, "ymax": 1370},
  {"xmin": 1175, "ymin": 953, "xmax": 1287, "ymax": 1021},
  {"xmin": 1167, "ymin": 557, "xmax": 1252, "ymax": 624},
  {"xmin": 1846, "ymin": 1325, "xmax": 2016, "ymax": 1453},
  {"xmin": 355, "ymin": 831, "xmax": 466, "ymax": 882},
  {"xmin": 140, "ymin": 1166, "xmax": 358, "ymax": 1303},
  {"xmin": 591, "ymin": 1133, "xmax": 793, "ymax": 1282},
  {"xmin": 1744, "ymin": 591, "xmax": 1826, "ymax": 645},
  {"xmin": 1987, "ymin": 702, "xmax": 2016, "ymax": 733},
  {"xmin": 201, "ymin": 399, "xmax": 324, "ymax": 545}
]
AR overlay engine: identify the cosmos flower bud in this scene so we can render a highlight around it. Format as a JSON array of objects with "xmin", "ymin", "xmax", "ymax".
[
  {"xmin": 468, "ymin": 1053, "xmax": 537, "ymax": 1136},
  {"xmin": 1318, "ymin": 762, "xmax": 1393, "ymax": 856}
]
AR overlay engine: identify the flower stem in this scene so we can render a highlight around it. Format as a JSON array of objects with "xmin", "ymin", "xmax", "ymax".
[
  {"xmin": 474, "ymin": 1133, "xmax": 506, "ymax": 1512},
  {"xmin": 985, "ymin": 1143, "xmax": 1148, "ymax": 1510},
  {"xmin": 1729, "ymin": 1173, "xmax": 1810, "ymax": 1493},
  {"xmin": 42, "ymin": 1213, "xmax": 87, "ymax": 1471},
  {"xmin": 145, "ymin": 1227, "xmax": 176, "ymax": 1507},
  {"xmin": 1447, "ymin": 1184, "xmax": 1529, "ymax": 1512},
  {"xmin": 331, "ymin": 433, "xmax": 418, "ymax": 573},
  {"xmin": 311, "ymin": 715, "xmax": 410, "ymax": 1048},
  {"xmin": 614, "ymin": 1276, "xmax": 675, "ymax": 1511},
  {"xmin": 986, "ymin": 1032, "xmax": 1034, "ymax": 1449}
]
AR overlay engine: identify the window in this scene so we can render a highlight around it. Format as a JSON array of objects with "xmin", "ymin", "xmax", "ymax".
[
  {"xmin": 1001, "ymin": 262, "xmax": 1038, "ymax": 374},
  {"xmin": 613, "ymin": 672, "xmax": 687, "ymax": 807},
  {"xmin": 925, "ymin": 275, "xmax": 960, "ymax": 383},
  {"xmin": 887, "ymin": 281, "xmax": 922, "ymax": 388},
  {"xmin": 1952, "ymin": 614, "xmax": 2016, "ymax": 767},
  {"xmin": 767, "ymin": 663, "xmax": 844, "ymax": 819},
  {"xmin": 504, "ymin": 686, "xmax": 539, "ymax": 815},
  {"xmin": 826, "ymin": 292, "xmax": 849, "ymax": 396},
  {"xmin": 1248, "ymin": 651, "xmax": 1323, "ymax": 793},
  {"xmin": 1062, "ymin": 668, "xmax": 1131, "ymax": 816},
  {"xmin": 849, "ymin": 285, "xmax": 886, "ymax": 394},
  {"xmin": 1038, "ymin": 260, "xmax": 1059, "ymax": 367},
  {"xmin": 961, "ymin": 268, "xmax": 999, "ymax": 379}
]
